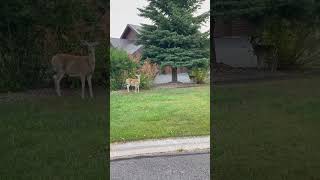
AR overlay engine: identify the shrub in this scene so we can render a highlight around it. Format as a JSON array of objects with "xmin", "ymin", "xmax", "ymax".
[
  {"xmin": 93, "ymin": 41, "xmax": 108, "ymax": 87},
  {"xmin": 259, "ymin": 19, "xmax": 320, "ymax": 70},
  {"xmin": 139, "ymin": 59, "xmax": 159, "ymax": 79},
  {"xmin": 0, "ymin": 41, "xmax": 49, "ymax": 92},
  {"xmin": 0, "ymin": 0, "xmax": 104, "ymax": 92},
  {"xmin": 139, "ymin": 73, "xmax": 153, "ymax": 90},
  {"xmin": 190, "ymin": 68, "xmax": 208, "ymax": 84},
  {"xmin": 110, "ymin": 48, "xmax": 138, "ymax": 90},
  {"xmin": 137, "ymin": 59, "xmax": 159, "ymax": 89}
]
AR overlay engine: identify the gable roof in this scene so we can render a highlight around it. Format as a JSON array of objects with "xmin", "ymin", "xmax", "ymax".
[
  {"xmin": 129, "ymin": 24, "xmax": 142, "ymax": 33},
  {"xmin": 110, "ymin": 38, "xmax": 142, "ymax": 54},
  {"xmin": 120, "ymin": 24, "xmax": 142, "ymax": 39}
]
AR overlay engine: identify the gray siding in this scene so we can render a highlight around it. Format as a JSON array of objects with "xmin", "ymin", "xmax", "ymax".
[
  {"xmin": 153, "ymin": 73, "xmax": 192, "ymax": 84},
  {"xmin": 125, "ymin": 30, "xmax": 137, "ymax": 40},
  {"xmin": 214, "ymin": 18, "xmax": 254, "ymax": 37},
  {"xmin": 215, "ymin": 37, "xmax": 257, "ymax": 67}
]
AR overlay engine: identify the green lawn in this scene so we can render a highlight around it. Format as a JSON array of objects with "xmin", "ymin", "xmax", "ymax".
[
  {"xmin": 111, "ymin": 86, "xmax": 210, "ymax": 142},
  {"xmin": 213, "ymin": 76, "xmax": 320, "ymax": 180},
  {"xmin": 0, "ymin": 95, "xmax": 108, "ymax": 179}
]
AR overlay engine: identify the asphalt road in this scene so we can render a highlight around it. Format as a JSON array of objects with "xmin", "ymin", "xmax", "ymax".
[{"xmin": 110, "ymin": 153, "xmax": 210, "ymax": 180}]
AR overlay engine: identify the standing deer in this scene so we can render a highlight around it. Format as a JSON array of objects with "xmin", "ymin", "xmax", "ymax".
[
  {"xmin": 125, "ymin": 75, "xmax": 141, "ymax": 93},
  {"xmin": 51, "ymin": 41, "xmax": 99, "ymax": 99}
]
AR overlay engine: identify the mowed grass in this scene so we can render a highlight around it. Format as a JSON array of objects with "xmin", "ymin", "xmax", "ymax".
[
  {"xmin": 111, "ymin": 86, "xmax": 210, "ymax": 142},
  {"xmin": 213, "ymin": 76, "xmax": 320, "ymax": 180},
  {"xmin": 0, "ymin": 95, "xmax": 107, "ymax": 179}
]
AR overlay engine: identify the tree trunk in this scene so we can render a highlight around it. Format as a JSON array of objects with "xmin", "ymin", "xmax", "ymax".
[
  {"xmin": 212, "ymin": 37, "xmax": 217, "ymax": 65},
  {"xmin": 171, "ymin": 67, "xmax": 178, "ymax": 82},
  {"xmin": 211, "ymin": 18, "xmax": 216, "ymax": 89},
  {"xmin": 271, "ymin": 48, "xmax": 278, "ymax": 72},
  {"xmin": 212, "ymin": 19, "xmax": 217, "ymax": 66}
]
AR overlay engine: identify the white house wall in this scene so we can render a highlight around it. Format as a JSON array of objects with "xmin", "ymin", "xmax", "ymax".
[
  {"xmin": 215, "ymin": 37, "xmax": 257, "ymax": 67},
  {"xmin": 153, "ymin": 73, "xmax": 192, "ymax": 84}
]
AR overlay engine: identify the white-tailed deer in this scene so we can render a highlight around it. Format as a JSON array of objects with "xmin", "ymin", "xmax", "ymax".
[
  {"xmin": 126, "ymin": 75, "xmax": 141, "ymax": 93},
  {"xmin": 51, "ymin": 41, "xmax": 99, "ymax": 99}
]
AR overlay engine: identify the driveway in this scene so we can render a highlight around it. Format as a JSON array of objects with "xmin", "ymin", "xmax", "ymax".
[{"xmin": 110, "ymin": 152, "xmax": 210, "ymax": 180}]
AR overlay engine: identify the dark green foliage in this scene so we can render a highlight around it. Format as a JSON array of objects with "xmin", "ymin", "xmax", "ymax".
[
  {"xmin": 110, "ymin": 48, "xmax": 154, "ymax": 90},
  {"xmin": 260, "ymin": 19, "xmax": 320, "ymax": 69},
  {"xmin": 93, "ymin": 41, "xmax": 108, "ymax": 87},
  {"xmin": 190, "ymin": 68, "xmax": 208, "ymax": 84},
  {"xmin": 213, "ymin": 0, "xmax": 318, "ymax": 22},
  {"xmin": 137, "ymin": 0, "xmax": 209, "ymax": 81},
  {"xmin": 0, "ymin": 0, "xmax": 104, "ymax": 92},
  {"xmin": 110, "ymin": 48, "xmax": 138, "ymax": 90},
  {"xmin": 139, "ymin": 74, "xmax": 153, "ymax": 90},
  {"xmin": 213, "ymin": 0, "xmax": 320, "ymax": 70}
]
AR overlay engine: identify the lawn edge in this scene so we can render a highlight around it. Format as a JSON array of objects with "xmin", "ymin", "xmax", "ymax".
[{"xmin": 110, "ymin": 135, "xmax": 210, "ymax": 160}]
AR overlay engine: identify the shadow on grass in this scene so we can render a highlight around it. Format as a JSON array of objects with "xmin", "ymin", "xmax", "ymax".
[
  {"xmin": 0, "ymin": 91, "xmax": 108, "ymax": 179},
  {"xmin": 213, "ymin": 76, "xmax": 320, "ymax": 180}
]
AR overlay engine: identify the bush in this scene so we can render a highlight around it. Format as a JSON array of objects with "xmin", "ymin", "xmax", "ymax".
[
  {"xmin": 139, "ymin": 59, "xmax": 159, "ymax": 89},
  {"xmin": 0, "ymin": 41, "xmax": 50, "ymax": 92},
  {"xmin": 139, "ymin": 59, "xmax": 159, "ymax": 79},
  {"xmin": 110, "ymin": 48, "xmax": 138, "ymax": 90},
  {"xmin": 259, "ymin": 19, "xmax": 320, "ymax": 70},
  {"xmin": 110, "ymin": 49, "xmax": 160, "ymax": 90},
  {"xmin": 0, "ymin": 0, "xmax": 104, "ymax": 92},
  {"xmin": 93, "ymin": 41, "xmax": 108, "ymax": 87},
  {"xmin": 138, "ymin": 74, "xmax": 152, "ymax": 90},
  {"xmin": 190, "ymin": 68, "xmax": 208, "ymax": 84}
]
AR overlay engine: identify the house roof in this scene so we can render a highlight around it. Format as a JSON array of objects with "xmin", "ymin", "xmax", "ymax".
[
  {"xmin": 129, "ymin": 24, "xmax": 142, "ymax": 33},
  {"xmin": 120, "ymin": 24, "xmax": 142, "ymax": 39},
  {"xmin": 110, "ymin": 38, "xmax": 143, "ymax": 54}
]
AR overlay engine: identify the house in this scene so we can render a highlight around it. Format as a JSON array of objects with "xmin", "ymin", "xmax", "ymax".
[
  {"xmin": 110, "ymin": 24, "xmax": 143, "ymax": 59},
  {"xmin": 214, "ymin": 18, "xmax": 258, "ymax": 67},
  {"xmin": 111, "ymin": 24, "xmax": 191, "ymax": 84}
]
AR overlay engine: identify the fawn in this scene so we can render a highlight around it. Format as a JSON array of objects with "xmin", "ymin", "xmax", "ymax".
[{"xmin": 125, "ymin": 75, "xmax": 141, "ymax": 93}]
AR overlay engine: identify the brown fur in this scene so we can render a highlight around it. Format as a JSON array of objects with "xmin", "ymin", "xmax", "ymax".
[
  {"xmin": 52, "ymin": 41, "xmax": 98, "ymax": 98},
  {"xmin": 126, "ymin": 75, "xmax": 141, "ymax": 93},
  {"xmin": 52, "ymin": 54, "xmax": 94, "ymax": 76}
]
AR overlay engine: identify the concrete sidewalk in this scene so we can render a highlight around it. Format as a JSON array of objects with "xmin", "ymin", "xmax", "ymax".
[{"xmin": 110, "ymin": 136, "xmax": 210, "ymax": 160}]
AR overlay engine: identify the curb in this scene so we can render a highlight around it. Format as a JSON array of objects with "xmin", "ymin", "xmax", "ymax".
[{"xmin": 110, "ymin": 136, "xmax": 210, "ymax": 160}]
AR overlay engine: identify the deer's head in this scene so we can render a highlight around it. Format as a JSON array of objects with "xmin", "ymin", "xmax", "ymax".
[{"xmin": 81, "ymin": 40, "xmax": 99, "ymax": 55}]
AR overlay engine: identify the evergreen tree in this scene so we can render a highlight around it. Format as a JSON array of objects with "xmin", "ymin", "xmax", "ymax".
[{"xmin": 137, "ymin": 0, "xmax": 209, "ymax": 82}]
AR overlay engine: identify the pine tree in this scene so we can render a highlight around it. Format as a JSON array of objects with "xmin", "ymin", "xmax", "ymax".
[{"xmin": 137, "ymin": 0, "xmax": 209, "ymax": 82}]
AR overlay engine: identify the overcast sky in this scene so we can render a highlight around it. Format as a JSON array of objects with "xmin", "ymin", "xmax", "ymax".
[{"xmin": 110, "ymin": 0, "xmax": 210, "ymax": 38}]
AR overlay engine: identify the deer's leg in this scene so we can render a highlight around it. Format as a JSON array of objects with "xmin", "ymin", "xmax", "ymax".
[
  {"xmin": 55, "ymin": 72, "xmax": 64, "ymax": 96},
  {"xmin": 53, "ymin": 75, "xmax": 57, "ymax": 93},
  {"xmin": 134, "ymin": 85, "xmax": 137, "ymax": 93},
  {"xmin": 138, "ymin": 85, "xmax": 139, "ymax": 93},
  {"xmin": 126, "ymin": 84, "xmax": 130, "ymax": 92},
  {"xmin": 257, "ymin": 56, "xmax": 261, "ymax": 70},
  {"xmin": 87, "ymin": 75, "xmax": 93, "ymax": 98},
  {"xmin": 80, "ymin": 76, "xmax": 86, "ymax": 99}
]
